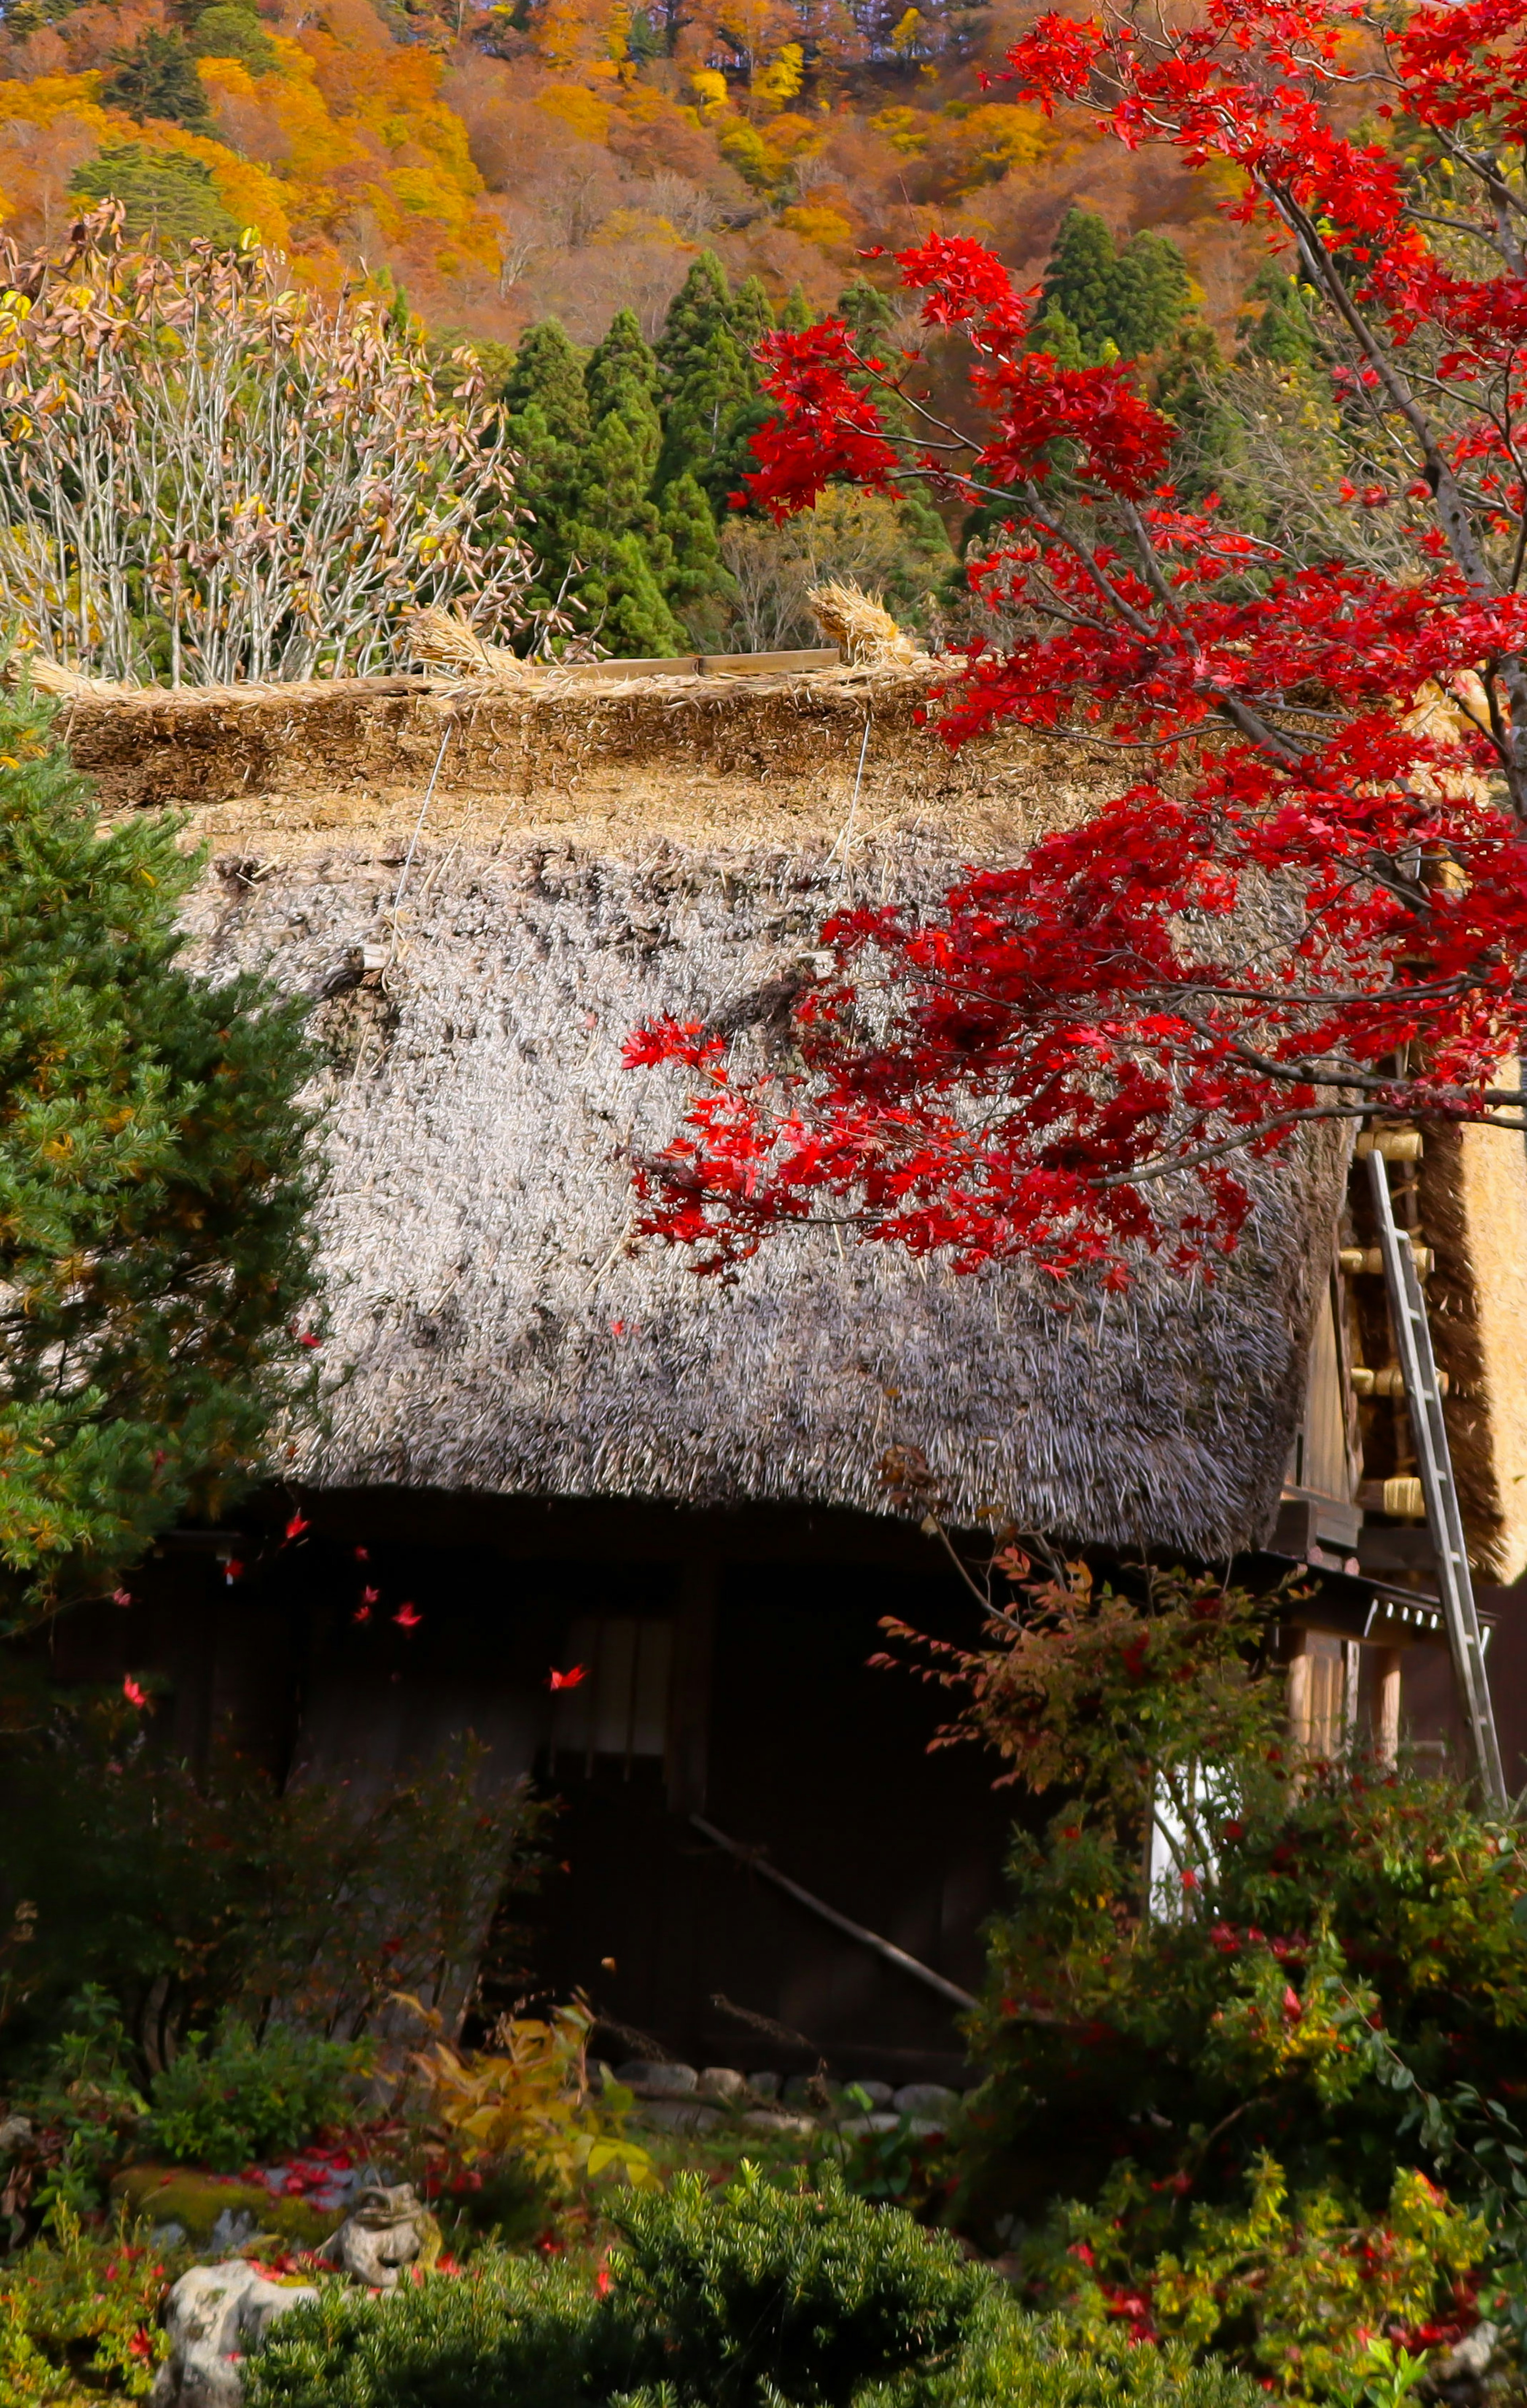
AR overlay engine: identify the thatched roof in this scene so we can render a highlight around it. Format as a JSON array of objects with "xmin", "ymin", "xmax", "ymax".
[{"xmin": 102, "ymin": 662, "xmax": 1345, "ymax": 1555}]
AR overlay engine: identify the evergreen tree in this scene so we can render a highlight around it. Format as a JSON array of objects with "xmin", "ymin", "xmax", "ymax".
[
  {"xmin": 1039, "ymin": 208, "xmax": 1117, "ymax": 353},
  {"xmin": 71, "ymin": 145, "xmax": 240, "ymax": 249},
  {"xmin": 499, "ymin": 320, "xmax": 590, "ymax": 609},
  {"xmin": 103, "ymin": 27, "xmax": 212, "ymax": 129},
  {"xmin": 0, "ymin": 680, "xmax": 321, "ymax": 1636},
  {"xmin": 1109, "ymin": 227, "xmax": 1193, "ymax": 358},
  {"xmin": 779, "ymin": 283, "xmax": 813, "ymax": 332},
  {"xmin": 575, "ymin": 531, "xmax": 688, "ymax": 657},
  {"xmin": 655, "ymin": 252, "xmax": 772, "ymax": 512},
  {"xmin": 662, "ymin": 469, "xmax": 734, "ymax": 649},
  {"xmin": 729, "ymin": 274, "xmax": 775, "ymax": 355},
  {"xmin": 186, "ymin": 4, "xmax": 278, "ymax": 72},
  {"xmin": 1037, "ymin": 208, "xmax": 1191, "ymax": 362},
  {"xmin": 572, "ymin": 309, "xmax": 687, "ymax": 655}
]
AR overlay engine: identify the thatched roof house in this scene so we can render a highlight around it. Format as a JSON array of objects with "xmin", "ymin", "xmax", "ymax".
[{"xmin": 52, "ymin": 652, "xmax": 1527, "ymax": 2077}]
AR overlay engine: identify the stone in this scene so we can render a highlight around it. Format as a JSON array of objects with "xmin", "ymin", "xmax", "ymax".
[
  {"xmin": 0, "ymin": 2115, "xmax": 32, "ymax": 2152},
  {"xmin": 151, "ymin": 2223, "xmax": 189, "ymax": 2251},
  {"xmin": 638, "ymin": 2099, "xmax": 724, "ymax": 2134},
  {"xmin": 207, "ymin": 2209, "xmax": 258, "ymax": 2256},
  {"xmin": 847, "ymin": 2080, "xmax": 894, "ymax": 2108},
  {"xmin": 697, "ymin": 2066, "xmax": 748, "ymax": 2103},
  {"xmin": 150, "ymin": 2260, "xmax": 318, "ymax": 2408},
  {"xmin": 741, "ymin": 2108, "xmax": 817, "ymax": 2137},
  {"xmin": 837, "ymin": 2113, "xmax": 901, "ymax": 2136},
  {"xmin": 902, "ymin": 2118, "xmax": 947, "ymax": 2139},
  {"xmin": 1431, "ymin": 2323, "xmax": 1501, "ymax": 2389},
  {"xmin": 620, "ymin": 2061, "xmax": 698, "ymax": 2097},
  {"xmin": 747, "ymin": 2070, "xmax": 782, "ymax": 2100},
  {"xmin": 891, "ymin": 2083, "xmax": 961, "ymax": 2121},
  {"xmin": 317, "ymin": 2182, "xmax": 439, "ymax": 2291}
]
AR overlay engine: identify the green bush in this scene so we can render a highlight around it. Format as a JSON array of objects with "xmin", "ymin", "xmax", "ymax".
[
  {"xmin": 249, "ymin": 2169, "xmax": 993, "ymax": 2408},
  {"xmin": 606, "ymin": 2166, "xmax": 988, "ymax": 2408},
  {"xmin": 245, "ymin": 2175, "xmax": 1263, "ymax": 2408},
  {"xmin": 142, "ymin": 2019, "xmax": 373, "ymax": 2173}
]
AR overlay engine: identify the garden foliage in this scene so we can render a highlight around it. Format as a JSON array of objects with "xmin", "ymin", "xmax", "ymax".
[
  {"xmin": 245, "ymin": 2167, "xmax": 1095, "ymax": 2408},
  {"xmin": 884, "ymin": 1560, "xmax": 1527, "ymax": 2387},
  {"xmin": 0, "ymin": 677, "xmax": 318, "ymax": 1634},
  {"xmin": 140, "ymin": 2020, "xmax": 373, "ymax": 2175},
  {"xmin": 0, "ymin": 1685, "xmax": 546, "ymax": 2078},
  {"xmin": 408, "ymin": 1995, "xmax": 655, "ymax": 2197},
  {"xmin": 0, "ymin": 2207, "xmax": 179, "ymax": 2406}
]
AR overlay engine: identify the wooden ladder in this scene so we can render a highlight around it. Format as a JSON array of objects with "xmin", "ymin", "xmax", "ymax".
[{"xmin": 1366, "ymin": 1146, "xmax": 1506, "ymax": 1807}]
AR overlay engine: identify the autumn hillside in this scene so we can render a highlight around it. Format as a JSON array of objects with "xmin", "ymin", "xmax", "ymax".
[{"xmin": 0, "ymin": 0, "xmax": 1265, "ymax": 351}]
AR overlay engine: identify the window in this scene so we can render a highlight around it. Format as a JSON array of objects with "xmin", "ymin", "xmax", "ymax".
[{"xmin": 550, "ymin": 1615, "xmax": 674, "ymax": 1775}]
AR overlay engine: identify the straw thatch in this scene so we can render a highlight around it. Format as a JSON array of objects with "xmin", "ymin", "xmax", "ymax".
[
  {"xmin": 807, "ymin": 580, "xmax": 929, "ymax": 670},
  {"xmin": 21, "ymin": 643, "xmax": 1348, "ymax": 1552},
  {"xmin": 176, "ymin": 841, "xmax": 1341, "ymax": 1557}
]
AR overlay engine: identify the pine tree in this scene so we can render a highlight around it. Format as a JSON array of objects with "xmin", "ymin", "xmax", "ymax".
[
  {"xmin": 1108, "ymin": 228, "xmax": 1193, "ymax": 359},
  {"xmin": 186, "ymin": 4, "xmax": 278, "ymax": 72},
  {"xmin": 655, "ymin": 252, "xmax": 772, "ymax": 512},
  {"xmin": 779, "ymin": 284, "xmax": 813, "ymax": 332},
  {"xmin": 71, "ymin": 145, "xmax": 240, "ymax": 249},
  {"xmin": 500, "ymin": 320, "xmax": 590, "ymax": 609},
  {"xmin": 1037, "ymin": 208, "xmax": 1191, "ymax": 363},
  {"xmin": 662, "ymin": 470, "xmax": 734, "ymax": 649},
  {"xmin": 103, "ymin": 27, "xmax": 212, "ymax": 129},
  {"xmin": 1039, "ymin": 208, "xmax": 1118, "ymax": 355},
  {"xmin": 572, "ymin": 310, "xmax": 687, "ymax": 655},
  {"xmin": 0, "ymin": 680, "xmax": 320, "ymax": 1636}
]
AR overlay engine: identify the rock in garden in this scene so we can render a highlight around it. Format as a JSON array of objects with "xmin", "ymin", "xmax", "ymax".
[
  {"xmin": 891, "ymin": 2083, "xmax": 961, "ymax": 2121},
  {"xmin": 697, "ymin": 2067, "xmax": 748, "ymax": 2102},
  {"xmin": 618, "ymin": 2061, "xmax": 698, "ymax": 2096},
  {"xmin": 317, "ymin": 2181, "xmax": 439, "ymax": 2290},
  {"xmin": 747, "ymin": 2071, "xmax": 782, "ymax": 2099},
  {"xmin": 848, "ymin": 2080, "xmax": 894, "ymax": 2107},
  {"xmin": 638, "ymin": 2099, "xmax": 724, "ymax": 2134},
  {"xmin": 150, "ymin": 2260, "xmax": 318, "ymax": 2408},
  {"xmin": 837, "ymin": 2113, "xmax": 901, "ymax": 2136},
  {"xmin": 741, "ymin": 2108, "xmax": 817, "ymax": 2137}
]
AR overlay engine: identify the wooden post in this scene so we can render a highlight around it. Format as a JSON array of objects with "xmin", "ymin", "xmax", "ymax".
[
  {"xmin": 1287, "ymin": 1633, "xmax": 1313, "ymax": 1756},
  {"xmin": 1374, "ymin": 1646, "xmax": 1403, "ymax": 1767},
  {"xmin": 666, "ymin": 1553, "xmax": 717, "ymax": 1815}
]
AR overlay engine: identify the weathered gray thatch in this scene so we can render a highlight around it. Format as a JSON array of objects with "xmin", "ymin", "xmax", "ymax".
[{"xmin": 180, "ymin": 804, "xmax": 1343, "ymax": 1557}]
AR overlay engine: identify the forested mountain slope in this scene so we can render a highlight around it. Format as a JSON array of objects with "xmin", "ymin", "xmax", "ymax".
[{"xmin": 0, "ymin": 0, "xmax": 1259, "ymax": 349}]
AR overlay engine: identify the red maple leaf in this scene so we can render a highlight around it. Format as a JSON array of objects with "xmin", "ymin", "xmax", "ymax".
[
  {"xmin": 122, "ymin": 1676, "xmax": 149, "ymax": 1709},
  {"xmin": 548, "ymin": 1664, "xmax": 589, "ymax": 1690},
  {"xmin": 393, "ymin": 1602, "xmax": 422, "ymax": 1630}
]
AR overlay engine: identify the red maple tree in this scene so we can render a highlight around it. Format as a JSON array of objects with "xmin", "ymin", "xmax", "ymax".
[{"xmin": 626, "ymin": 0, "xmax": 1527, "ymax": 1282}]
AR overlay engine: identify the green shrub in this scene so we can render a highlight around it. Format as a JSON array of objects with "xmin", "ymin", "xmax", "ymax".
[
  {"xmin": 245, "ymin": 2252, "xmax": 594, "ymax": 2408},
  {"xmin": 606, "ymin": 2166, "xmax": 987, "ymax": 2408},
  {"xmin": 142, "ymin": 2020, "xmax": 374, "ymax": 2173},
  {"xmin": 249, "ymin": 2169, "xmax": 991, "ymax": 2408}
]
